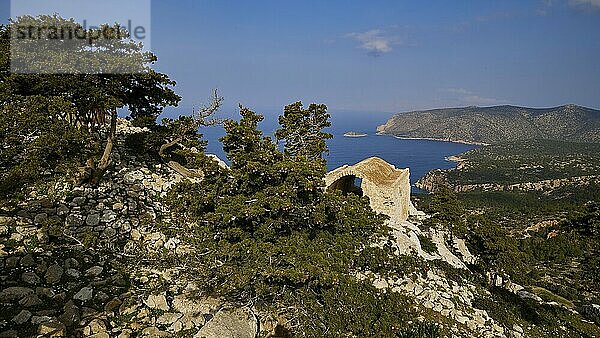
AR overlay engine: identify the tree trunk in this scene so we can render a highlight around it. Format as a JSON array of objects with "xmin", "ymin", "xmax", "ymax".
[
  {"xmin": 166, "ymin": 160, "xmax": 204, "ymax": 179},
  {"xmin": 159, "ymin": 136, "xmax": 203, "ymax": 179},
  {"xmin": 159, "ymin": 136, "xmax": 183, "ymax": 159},
  {"xmin": 90, "ymin": 108, "xmax": 118, "ymax": 185}
]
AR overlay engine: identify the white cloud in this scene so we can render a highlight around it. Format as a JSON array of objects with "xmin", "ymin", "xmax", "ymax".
[{"xmin": 346, "ymin": 29, "xmax": 399, "ymax": 56}]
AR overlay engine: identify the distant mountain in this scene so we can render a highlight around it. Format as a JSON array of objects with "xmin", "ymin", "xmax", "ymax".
[{"xmin": 377, "ymin": 104, "xmax": 600, "ymax": 144}]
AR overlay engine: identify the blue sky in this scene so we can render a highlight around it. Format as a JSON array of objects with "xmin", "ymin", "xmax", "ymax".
[{"xmin": 2, "ymin": 0, "xmax": 600, "ymax": 115}]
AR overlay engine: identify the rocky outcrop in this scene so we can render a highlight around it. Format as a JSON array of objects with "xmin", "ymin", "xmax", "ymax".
[
  {"xmin": 415, "ymin": 170, "xmax": 450, "ymax": 193},
  {"xmin": 0, "ymin": 119, "xmax": 559, "ymax": 338},
  {"xmin": 0, "ymin": 119, "xmax": 262, "ymax": 338}
]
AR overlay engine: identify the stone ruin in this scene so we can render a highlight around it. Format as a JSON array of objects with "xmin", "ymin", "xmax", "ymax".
[{"xmin": 325, "ymin": 157, "xmax": 412, "ymax": 222}]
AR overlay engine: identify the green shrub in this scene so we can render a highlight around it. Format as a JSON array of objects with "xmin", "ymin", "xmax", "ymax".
[
  {"xmin": 0, "ymin": 96, "xmax": 94, "ymax": 199},
  {"xmin": 164, "ymin": 105, "xmax": 426, "ymax": 335},
  {"xmin": 418, "ymin": 235, "xmax": 437, "ymax": 254}
]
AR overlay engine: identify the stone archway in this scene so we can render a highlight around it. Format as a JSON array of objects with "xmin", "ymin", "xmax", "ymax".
[
  {"xmin": 327, "ymin": 175, "xmax": 363, "ymax": 196},
  {"xmin": 325, "ymin": 157, "xmax": 411, "ymax": 222}
]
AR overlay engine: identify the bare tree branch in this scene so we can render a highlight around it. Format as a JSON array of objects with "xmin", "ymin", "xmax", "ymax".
[{"xmin": 159, "ymin": 90, "xmax": 224, "ymax": 178}]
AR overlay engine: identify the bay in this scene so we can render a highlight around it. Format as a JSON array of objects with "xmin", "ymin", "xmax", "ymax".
[{"xmin": 200, "ymin": 111, "xmax": 478, "ymax": 189}]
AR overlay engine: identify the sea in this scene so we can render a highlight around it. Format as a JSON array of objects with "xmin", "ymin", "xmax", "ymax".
[{"xmin": 199, "ymin": 110, "xmax": 478, "ymax": 191}]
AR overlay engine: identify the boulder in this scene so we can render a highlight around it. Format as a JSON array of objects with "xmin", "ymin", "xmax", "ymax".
[
  {"xmin": 21, "ymin": 272, "xmax": 41, "ymax": 285},
  {"xmin": 73, "ymin": 287, "xmax": 93, "ymax": 302},
  {"xmin": 83, "ymin": 319, "xmax": 107, "ymax": 336},
  {"xmin": 45, "ymin": 264, "xmax": 64, "ymax": 284},
  {"xmin": 20, "ymin": 254, "xmax": 35, "ymax": 267},
  {"xmin": 0, "ymin": 287, "xmax": 34, "ymax": 302},
  {"xmin": 12, "ymin": 310, "xmax": 32, "ymax": 325},
  {"xmin": 194, "ymin": 307, "xmax": 257, "ymax": 338},
  {"xmin": 19, "ymin": 293, "xmax": 42, "ymax": 307},
  {"xmin": 145, "ymin": 294, "xmax": 170, "ymax": 311},
  {"xmin": 85, "ymin": 266, "xmax": 103, "ymax": 277},
  {"xmin": 157, "ymin": 312, "xmax": 183, "ymax": 326},
  {"xmin": 38, "ymin": 321, "xmax": 66, "ymax": 337},
  {"xmin": 86, "ymin": 214, "xmax": 101, "ymax": 226}
]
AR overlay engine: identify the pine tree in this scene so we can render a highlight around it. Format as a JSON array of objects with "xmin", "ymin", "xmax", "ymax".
[{"xmin": 275, "ymin": 102, "xmax": 332, "ymax": 161}]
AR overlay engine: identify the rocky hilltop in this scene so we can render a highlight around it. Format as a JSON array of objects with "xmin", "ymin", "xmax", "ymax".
[
  {"xmin": 0, "ymin": 119, "xmax": 553, "ymax": 338},
  {"xmin": 377, "ymin": 104, "xmax": 600, "ymax": 144}
]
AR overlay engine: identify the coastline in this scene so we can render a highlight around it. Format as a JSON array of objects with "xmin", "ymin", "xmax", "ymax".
[
  {"xmin": 445, "ymin": 155, "xmax": 465, "ymax": 163},
  {"xmin": 376, "ymin": 132, "xmax": 489, "ymax": 146}
]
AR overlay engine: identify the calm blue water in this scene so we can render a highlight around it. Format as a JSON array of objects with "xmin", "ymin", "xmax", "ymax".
[{"xmin": 201, "ymin": 111, "xmax": 478, "ymax": 189}]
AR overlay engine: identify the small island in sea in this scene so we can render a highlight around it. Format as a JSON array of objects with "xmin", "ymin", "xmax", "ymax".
[{"xmin": 344, "ymin": 131, "xmax": 368, "ymax": 138}]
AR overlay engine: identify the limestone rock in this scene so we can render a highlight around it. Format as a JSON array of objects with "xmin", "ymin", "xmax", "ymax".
[
  {"xmin": 73, "ymin": 287, "xmax": 93, "ymax": 302},
  {"xmin": 31, "ymin": 316, "xmax": 52, "ymax": 325},
  {"xmin": 59, "ymin": 301, "xmax": 80, "ymax": 327},
  {"xmin": 45, "ymin": 264, "xmax": 64, "ymax": 284},
  {"xmin": 207, "ymin": 154, "xmax": 229, "ymax": 169},
  {"xmin": 72, "ymin": 197, "xmax": 86, "ymax": 206},
  {"xmin": 20, "ymin": 254, "xmax": 35, "ymax": 267},
  {"xmin": 65, "ymin": 268, "xmax": 81, "ymax": 279},
  {"xmin": 517, "ymin": 290, "xmax": 543, "ymax": 303},
  {"xmin": 157, "ymin": 312, "xmax": 183, "ymax": 326},
  {"xmin": 164, "ymin": 238, "xmax": 180, "ymax": 250},
  {"xmin": 83, "ymin": 319, "xmax": 107, "ymax": 336},
  {"xmin": 85, "ymin": 266, "xmax": 103, "ymax": 277},
  {"xmin": 0, "ymin": 216, "xmax": 14, "ymax": 226},
  {"xmin": 141, "ymin": 327, "xmax": 169, "ymax": 337},
  {"xmin": 21, "ymin": 272, "xmax": 41, "ymax": 285},
  {"xmin": 19, "ymin": 293, "xmax": 42, "ymax": 307},
  {"xmin": 101, "ymin": 210, "xmax": 117, "ymax": 223},
  {"xmin": 86, "ymin": 214, "xmax": 101, "ymax": 226},
  {"xmin": 104, "ymin": 298, "xmax": 122, "ymax": 312},
  {"xmin": 194, "ymin": 307, "xmax": 258, "ymax": 338},
  {"xmin": 582, "ymin": 304, "xmax": 600, "ymax": 325},
  {"xmin": 172, "ymin": 295, "xmax": 222, "ymax": 316},
  {"xmin": 145, "ymin": 294, "xmax": 169, "ymax": 311},
  {"xmin": 88, "ymin": 333, "xmax": 110, "ymax": 338},
  {"xmin": 0, "ymin": 330, "xmax": 18, "ymax": 338},
  {"xmin": 12, "ymin": 310, "xmax": 32, "ymax": 325},
  {"xmin": 0, "ymin": 287, "xmax": 34, "ymax": 301},
  {"xmin": 34, "ymin": 213, "xmax": 48, "ymax": 225},
  {"xmin": 38, "ymin": 321, "xmax": 66, "ymax": 337}
]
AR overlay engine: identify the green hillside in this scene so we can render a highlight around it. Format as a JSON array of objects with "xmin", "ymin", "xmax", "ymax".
[{"xmin": 377, "ymin": 105, "xmax": 600, "ymax": 144}]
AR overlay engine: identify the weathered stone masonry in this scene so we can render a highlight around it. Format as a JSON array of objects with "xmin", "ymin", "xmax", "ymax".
[{"xmin": 325, "ymin": 157, "xmax": 412, "ymax": 222}]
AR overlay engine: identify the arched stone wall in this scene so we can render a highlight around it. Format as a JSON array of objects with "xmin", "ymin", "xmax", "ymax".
[
  {"xmin": 328, "ymin": 175, "xmax": 363, "ymax": 195},
  {"xmin": 325, "ymin": 157, "xmax": 411, "ymax": 222}
]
